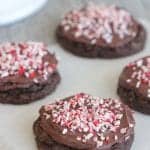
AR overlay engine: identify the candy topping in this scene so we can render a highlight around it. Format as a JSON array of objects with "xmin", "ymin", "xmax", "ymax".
[
  {"xmin": 61, "ymin": 4, "xmax": 136, "ymax": 45},
  {"xmin": 126, "ymin": 57, "xmax": 150, "ymax": 97},
  {"xmin": 44, "ymin": 93, "xmax": 131, "ymax": 147},
  {"xmin": 0, "ymin": 42, "xmax": 57, "ymax": 82}
]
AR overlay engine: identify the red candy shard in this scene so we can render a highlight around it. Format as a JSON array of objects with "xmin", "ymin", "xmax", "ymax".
[
  {"xmin": 29, "ymin": 71, "xmax": 36, "ymax": 79},
  {"xmin": 18, "ymin": 66, "xmax": 25, "ymax": 75},
  {"xmin": 10, "ymin": 49, "xmax": 16, "ymax": 55},
  {"xmin": 93, "ymin": 120, "xmax": 99, "ymax": 126},
  {"xmin": 145, "ymin": 72, "xmax": 150, "ymax": 78}
]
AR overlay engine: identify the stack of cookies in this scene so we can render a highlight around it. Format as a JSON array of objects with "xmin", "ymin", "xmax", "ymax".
[
  {"xmin": 0, "ymin": 42, "xmax": 60, "ymax": 104},
  {"xmin": 34, "ymin": 93, "xmax": 135, "ymax": 150}
]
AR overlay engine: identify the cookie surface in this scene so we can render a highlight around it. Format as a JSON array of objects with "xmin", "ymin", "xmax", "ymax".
[
  {"xmin": 0, "ymin": 42, "xmax": 60, "ymax": 104},
  {"xmin": 118, "ymin": 56, "xmax": 150, "ymax": 114},
  {"xmin": 56, "ymin": 4, "xmax": 146, "ymax": 58},
  {"xmin": 33, "ymin": 93, "xmax": 135, "ymax": 150}
]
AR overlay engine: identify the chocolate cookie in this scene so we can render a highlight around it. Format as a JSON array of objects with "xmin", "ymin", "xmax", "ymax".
[
  {"xmin": 118, "ymin": 56, "xmax": 150, "ymax": 114},
  {"xmin": 33, "ymin": 93, "xmax": 135, "ymax": 150},
  {"xmin": 0, "ymin": 42, "xmax": 60, "ymax": 104},
  {"xmin": 56, "ymin": 4, "xmax": 146, "ymax": 58}
]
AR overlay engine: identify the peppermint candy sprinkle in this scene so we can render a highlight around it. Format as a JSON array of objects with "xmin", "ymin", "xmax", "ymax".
[
  {"xmin": 44, "ymin": 93, "xmax": 127, "ymax": 148},
  {"xmin": 0, "ymin": 42, "xmax": 57, "ymax": 82},
  {"xmin": 126, "ymin": 57, "xmax": 150, "ymax": 98},
  {"xmin": 61, "ymin": 4, "xmax": 136, "ymax": 44}
]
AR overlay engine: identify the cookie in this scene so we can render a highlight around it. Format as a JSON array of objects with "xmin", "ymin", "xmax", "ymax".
[
  {"xmin": 33, "ymin": 119, "xmax": 74, "ymax": 150},
  {"xmin": 56, "ymin": 5, "xmax": 146, "ymax": 58},
  {"xmin": 118, "ymin": 56, "xmax": 150, "ymax": 114},
  {"xmin": 33, "ymin": 93, "xmax": 135, "ymax": 150},
  {"xmin": 0, "ymin": 42, "xmax": 60, "ymax": 104},
  {"xmin": 56, "ymin": 4, "xmax": 146, "ymax": 58}
]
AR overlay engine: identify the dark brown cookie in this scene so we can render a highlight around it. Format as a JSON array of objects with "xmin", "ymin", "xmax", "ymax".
[
  {"xmin": 0, "ymin": 42, "xmax": 60, "ymax": 104},
  {"xmin": 56, "ymin": 4, "xmax": 146, "ymax": 58},
  {"xmin": 34, "ymin": 119, "xmax": 134, "ymax": 150},
  {"xmin": 118, "ymin": 56, "xmax": 150, "ymax": 114},
  {"xmin": 33, "ymin": 119, "xmax": 73, "ymax": 150},
  {"xmin": 33, "ymin": 93, "xmax": 135, "ymax": 150}
]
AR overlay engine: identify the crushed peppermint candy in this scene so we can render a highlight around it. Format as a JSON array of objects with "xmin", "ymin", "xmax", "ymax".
[
  {"xmin": 61, "ymin": 4, "xmax": 136, "ymax": 45},
  {"xmin": 0, "ymin": 42, "xmax": 57, "ymax": 82},
  {"xmin": 62, "ymin": 128, "xmax": 68, "ymax": 135},
  {"xmin": 126, "ymin": 57, "xmax": 150, "ymax": 98},
  {"xmin": 44, "ymin": 93, "xmax": 129, "ymax": 147},
  {"xmin": 120, "ymin": 128, "xmax": 127, "ymax": 134}
]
